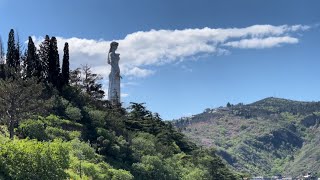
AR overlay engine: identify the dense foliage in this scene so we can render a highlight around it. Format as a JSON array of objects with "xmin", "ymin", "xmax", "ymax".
[
  {"xmin": 0, "ymin": 29, "xmax": 236, "ymax": 179},
  {"xmin": 0, "ymin": 138, "xmax": 70, "ymax": 180}
]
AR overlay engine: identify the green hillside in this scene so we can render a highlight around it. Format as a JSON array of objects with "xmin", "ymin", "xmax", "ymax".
[
  {"xmin": 0, "ymin": 30, "xmax": 236, "ymax": 180},
  {"xmin": 173, "ymin": 97, "xmax": 320, "ymax": 177}
]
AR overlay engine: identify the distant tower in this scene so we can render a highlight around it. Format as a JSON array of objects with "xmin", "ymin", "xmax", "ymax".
[{"xmin": 107, "ymin": 42, "xmax": 121, "ymax": 105}]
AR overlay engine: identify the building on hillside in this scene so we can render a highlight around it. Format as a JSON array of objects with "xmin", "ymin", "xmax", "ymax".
[
  {"xmin": 251, "ymin": 176, "xmax": 292, "ymax": 180},
  {"xmin": 281, "ymin": 177, "xmax": 292, "ymax": 180},
  {"xmin": 251, "ymin": 177, "xmax": 271, "ymax": 180}
]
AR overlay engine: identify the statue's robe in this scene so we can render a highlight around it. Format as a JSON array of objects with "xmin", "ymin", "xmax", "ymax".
[{"xmin": 108, "ymin": 52, "xmax": 121, "ymax": 105}]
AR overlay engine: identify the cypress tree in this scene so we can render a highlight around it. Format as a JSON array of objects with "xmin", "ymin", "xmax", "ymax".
[
  {"xmin": 0, "ymin": 36, "xmax": 5, "ymax": 79},
  {"xmin": 33, "ymin": 48, "xmax": 42, "ymax": 79},
  {"xmin": 61, "ymin": 42, "xmax": 69, "ymax": 87},
  {"xmin": 48, "ymin": 36, "xmax": 60, "ymax": 87},
  {"xmin": 0, "ymin": 36, "xmax": 4, "ymax": 64},
  {"xmin": 26, "ymin": 36, "xmax": 38, "ymax": 77},
  {"xmin": 6, "ymin": 29, "xmax": 16, "ymax": 68},
  {"xmin": 39, "ymin": 35, "xmax": 50, "ymax": 80},
  {"xmin": 14, "ymin": 33, "xmax": 21, "ymax": 69}
]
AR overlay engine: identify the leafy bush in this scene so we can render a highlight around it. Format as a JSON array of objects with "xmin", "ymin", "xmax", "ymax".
[
  {"xmin": 67, "ymin": 139, "xmax": 133, "ymax": 180},
  {"xmin": 85, "ymin": 107, "xmax": 106, "ymax": 127},
  {"xmin": 17, "ymin": 115, "xmax": 82, "ymax": 141},
  {"xmin": 46, "ymin": 126, "xmax": 71, "ymax": 140},
  {"xmin": 132, "ymin": 155, "xmax": 176, "ymax": 180},
  {"xmin": 131, "ymin": 132, "xmax": 157, "ymax": 160},
  {"xmin": 109, "ymin": 169, "xmax": 134, "ymax": 180},
  {"xmin": 65, "ymin": 105, "xmax": 83, "ymax": 121},
  {"xmin": 0, "ymin": 139, "xmax": 70, "ymax": 180},
  {"xmin": 17, "ymin": 119, "xmax": 47, "ymax": 140}
]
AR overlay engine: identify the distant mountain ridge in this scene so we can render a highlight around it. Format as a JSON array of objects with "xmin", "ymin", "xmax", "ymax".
[{"xmin": 172, "ymin": 97, "xmax": 320, "ymax": 177}]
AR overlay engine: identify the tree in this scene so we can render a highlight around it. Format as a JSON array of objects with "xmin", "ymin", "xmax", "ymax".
[
  {"xmin": 25, "ymin": 36, "xmax": 39, "ymax": 78},
  {"xmin": 68, "ymin": 65, "xmax": 105, "ymax": 100},
  {"xmin": 81, "ymin": 64, "xmax": 104, "ymax": 99},
  {"xmin": 132, "ymin": 155, "xmax": 176, "ymax": 180},
  {"xmin": 14, "ymin": 31, "xmax": 21, "ymax": 69},
  {"xmin": 38, "ymin": 35, "xmax": 51, "ymax": 80},
  {"xmin": 61, "ymin": 42, "xmax": 70, "ymax": 87},
  {"xmin": 48, "ymin": 37, "xmax": 60, "ymax": 87},
  {"xmin": 65, "ymin": 105, "xmax": 82, "ymax": 121},
  {"xmin": 6, "ymin": 29, "xmax": 16, "ymax": 69},
  {"xmin": 0, "ymin": 36, "xmax": 5, "ymax": 79},
  {"xmin": 131, "ymin": 133, "xmax": 157, "ymax": 161},
  {"xmin": 70, "ymin": 67, "xmax": 81, "ymax": 88},
  {"xmin": 126, "ymin": 102, "xmax": 151, "ymax": 132},
  {"xmin": 6, "ymin": 29, "xmax": 21, "ymax": 72},
  {"xmin": 194, "ymin": 148, "xmax": 237, "ymax": 180},
  {"xmin": 0, "ymin": 77, "xmax": 46, "ymax": 139},
  {"xmin": 0, "ymin": 36, "xmax": 4, "ymax": 64}
]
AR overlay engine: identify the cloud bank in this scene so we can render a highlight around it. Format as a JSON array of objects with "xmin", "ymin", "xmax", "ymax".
[
  {"xmin": 33, "ymin": 24, "xmax": 309, "ymax": 78},
  {"xmin": 224, "ymin": 36, "xmax": 299, "ymax": 49}
]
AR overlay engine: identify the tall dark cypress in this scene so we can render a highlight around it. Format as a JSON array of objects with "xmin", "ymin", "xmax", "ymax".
[
  {"xmin": 0, "ymin": 36, "xmax": 4, "ymax": 64},
  {"xmin": 14, "ymin": 34, "xmax": 21, "ymax": 69},
  {"xmin": 61, "ymin": 42, "xmax": 69, "ymax": 87},
  {"xmin": 0, "ymin": 36, "xmax": 5, "ymax": 79},
  {"xmin": 48, "ymin": 36, "xmax": 60, "ymax": 87},
  {"xmin": 6, "ymin": 29, "xmax": 16, "ymax": 68},
  {"xmin": 39, "ymin": 35, "xmax": 50, "ymax": 80},
  {"xmin": 26, "ymin": 37, "xmax": 38, "ymax": 77}
]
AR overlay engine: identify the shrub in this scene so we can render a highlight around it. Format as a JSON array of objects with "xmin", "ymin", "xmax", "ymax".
[
  {"xmin": 45, "ymin": 126, "xmax": 71, "ymax": 140},
  {"xmin": 65, "ymin": 105, "xmax": 83, "ymax": 121},
  {"xmin": 0, "ymin": 139, "xmax": 70, "ymax": 180},
  {"xmin": 18, "ymin": 119, "xmax": 47, "ymax": 140},
  {"xmin": 17, "ymin": 115, "xmax": 82, "ymax": 141},
  {"xmin": 109, "ymin": 169, "xmax": 134, "ymax": 180}
]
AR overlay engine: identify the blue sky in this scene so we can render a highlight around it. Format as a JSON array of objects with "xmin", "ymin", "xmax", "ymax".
[{"xmin": 0, "ymin": 0, "xmax": 320, "ymax": 119}]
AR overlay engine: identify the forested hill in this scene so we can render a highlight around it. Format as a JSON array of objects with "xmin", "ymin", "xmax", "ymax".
[
  {"xmin": 0, "ymin": 29, "xmax": 237, "ymax": 179},
  {"xmin": 173, "ymin": 97, "xmax": 320, "ymax": 177}
]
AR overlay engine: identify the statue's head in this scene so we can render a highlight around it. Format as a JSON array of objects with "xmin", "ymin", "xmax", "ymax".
[{"xmin": 109, "ymin": 41, "xmax": 119, "ymax": 52}]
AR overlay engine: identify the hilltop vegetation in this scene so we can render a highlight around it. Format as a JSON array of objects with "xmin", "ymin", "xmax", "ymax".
[
  {"xmin": 0, "ymin": 29, "xmax": 236, "ymax": 179},
  {"xmin": 173, "ymin": 97, "xmax": 320, "ymax": 177}
]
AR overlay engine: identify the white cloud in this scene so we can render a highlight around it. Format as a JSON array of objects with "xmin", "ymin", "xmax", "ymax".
[
  {"xmin": 121, "ymin": 81, "xmax": 139, "ymax": 88},
  {"xmin": 121, "ymin": 93, "xmax": 129, "ymax": 98},
  {"xmin": 122, "ymin": 67, "xmax": 154, "ymax": 77},
  {"xmin": 223, "ymin": 36, "xmax": 299, "ymax": 49},
  {"xmin": 32, "ymin": 24, "xmax": 309, "ymax": 79}
]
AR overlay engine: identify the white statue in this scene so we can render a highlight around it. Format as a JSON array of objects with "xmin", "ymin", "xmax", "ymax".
[{"xmin": 108, "ymin": 41, "xmax": 121, "ymax": 105}]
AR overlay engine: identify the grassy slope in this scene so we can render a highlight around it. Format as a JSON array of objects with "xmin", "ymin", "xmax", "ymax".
[{"xmin": 173, "ymin": 97, "xmax": 320, "ymax": 177}]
